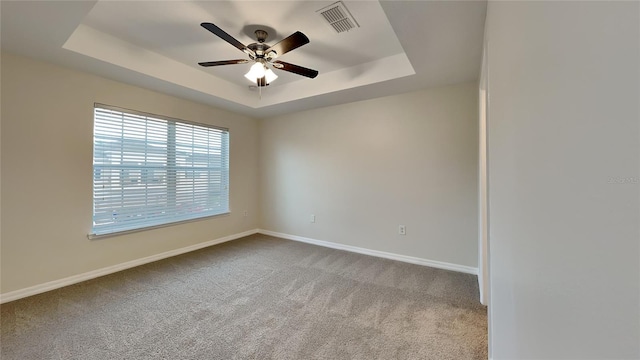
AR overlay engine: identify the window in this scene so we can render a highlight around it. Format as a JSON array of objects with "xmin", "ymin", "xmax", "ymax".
[{"xmin": 90, "ymin": 104, "xmax": 229, "ymax": 238}]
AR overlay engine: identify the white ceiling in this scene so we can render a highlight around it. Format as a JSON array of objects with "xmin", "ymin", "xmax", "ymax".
[{"xmin": 0, "ymin": 0, "xmax": 487, "ymax": 118}]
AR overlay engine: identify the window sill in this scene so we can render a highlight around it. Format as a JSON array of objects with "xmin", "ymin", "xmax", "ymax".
[{"xmin": 87, "ymin": 212, "xmax": 231, "ymax": 240}]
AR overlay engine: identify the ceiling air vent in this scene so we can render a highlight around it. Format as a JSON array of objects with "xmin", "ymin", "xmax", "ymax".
[{"xmin": 317, "ymin": 1, "xmax": 360, "ymax": 33}]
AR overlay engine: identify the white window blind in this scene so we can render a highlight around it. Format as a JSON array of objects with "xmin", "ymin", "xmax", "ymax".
[{"xmin": 91, "ymin": 104, "xmax": 229, "ymax": 237}]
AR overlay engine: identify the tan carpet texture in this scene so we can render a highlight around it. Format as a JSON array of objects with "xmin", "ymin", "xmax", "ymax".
[{"xmin": 1, "ymin": 234, "xmax": 487, "ymax": 359}]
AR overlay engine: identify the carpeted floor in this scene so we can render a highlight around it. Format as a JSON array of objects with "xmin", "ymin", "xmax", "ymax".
[{"xmin": 1, "ymin": 234, "xmax": 487, "ymax": 359}]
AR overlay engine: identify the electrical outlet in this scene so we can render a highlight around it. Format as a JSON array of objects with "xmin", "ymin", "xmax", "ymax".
[
  {"xmin": 399, "ymin": 225, "xmax": 406, "ymax": 235},
  {"xmin": 311, "ymin": 214, "xmax": 316, "ymax": 223},
  {"xmin": 243, "ymin": 210, "xmax": 248, "ymax": 217}
]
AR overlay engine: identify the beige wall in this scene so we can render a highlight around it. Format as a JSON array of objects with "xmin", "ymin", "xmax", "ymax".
[
  {"xmin": 0, "ymin": 53, "xmax": 259, "ymax": 293},
  {"xmin": 485, "ymin": 1, "xmax": 639, "ymax": 358},
  {"xmin": 259, "ymin": 83, "xmax": 479, "ymax": 267}
]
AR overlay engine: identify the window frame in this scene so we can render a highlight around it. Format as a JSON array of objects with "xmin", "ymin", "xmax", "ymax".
[{"xmin": 88, "ymin": 103, "xmax": 230, "ymax": 239}]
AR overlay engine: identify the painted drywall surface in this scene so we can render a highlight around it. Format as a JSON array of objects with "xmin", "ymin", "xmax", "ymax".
[
  {"xmin": 478, "ymin": 61, "xmax": 488, "ymax": 306},
  {"xmin": 0, "ymin": 53, "xmax": 259, "ymax": 294},
  {"xmin": 259, "ymin": 83, "xmax": 479, "ymax": 267},
  {"xmin": 485, "ymin": 2, "xmax": 640, "ymax": 359}
]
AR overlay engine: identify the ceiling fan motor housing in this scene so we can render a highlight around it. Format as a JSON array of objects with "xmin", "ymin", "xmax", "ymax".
[
  {"xmin": 254, "ymin": 29, "xmax": 268, "ymax": 43},
  {"xmin": 247, "ymin": 30, "xmax": 278, "ymax": 60},
  {"xmin": 247, "ymin": 42, "xmax": 272, "ymax": 60}
]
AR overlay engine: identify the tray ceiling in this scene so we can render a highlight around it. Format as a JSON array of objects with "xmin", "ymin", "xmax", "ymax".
[{"xmin": 1, "ymin": 1, "xmax": 487, "ymax": 118}]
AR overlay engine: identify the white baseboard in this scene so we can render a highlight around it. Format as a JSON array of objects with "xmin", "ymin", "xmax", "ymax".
[
  {"xmin": 0, "ymin": 229, "xmax": 259, "ymax": 304},
  {"xmin": 257, "ymin": 229, "xmax": 478, "ymax": 275}
]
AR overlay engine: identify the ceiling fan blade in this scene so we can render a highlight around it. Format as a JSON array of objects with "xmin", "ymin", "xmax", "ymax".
[
  {"xmin": 272, "ymin": 61, "xmax": 318, "ymax": 79},
  {"xmin": 198, "ymin": 59, "xmax": 250, "ymax": 67},
  {"xmin": 201, "ymin": 22, "xmax": 254, "ymax": 56},
  {"xmin": 266, "ymin": 31, "xmax": 309, "ymax": 57}
]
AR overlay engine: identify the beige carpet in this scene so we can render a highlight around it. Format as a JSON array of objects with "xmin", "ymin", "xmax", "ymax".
[{"xmin": 1, "ymin": 234, "xmax": 487, "ymax": 359}]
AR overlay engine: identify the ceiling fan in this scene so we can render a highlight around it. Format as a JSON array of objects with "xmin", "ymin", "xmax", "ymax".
[{"xmin": 198, "ymin": 22, "xmax": 319, "ymax": 87}]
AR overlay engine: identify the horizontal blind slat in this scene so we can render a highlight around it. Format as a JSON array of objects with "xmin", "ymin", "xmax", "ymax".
[{"xmin": 92, "ymin": 105, "xmax": 229, "ymax": 236}]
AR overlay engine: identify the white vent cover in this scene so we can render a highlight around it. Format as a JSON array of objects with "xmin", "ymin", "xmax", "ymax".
[{"xmin": 317, "ymin": 1, "xmax": 360, "ymax": 33}]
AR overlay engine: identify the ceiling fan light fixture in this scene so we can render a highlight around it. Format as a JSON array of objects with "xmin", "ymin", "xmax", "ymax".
[
  {"xmin": 264, "ymin": 68, "xmax": 278, "ymax": 83},
  {"xmin": 244, "ymin": 62, "xmax": 267, "ymax": 82}
]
